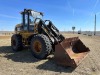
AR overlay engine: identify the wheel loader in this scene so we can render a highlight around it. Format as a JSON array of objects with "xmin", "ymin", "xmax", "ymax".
[{"xmin": 11, "ymin": 9, "xmax": 90, "ymax": 68}]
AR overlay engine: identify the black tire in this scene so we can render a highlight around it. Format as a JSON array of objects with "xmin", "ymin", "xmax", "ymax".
[
  {"xmin": 11, "ymin": 34, "xmax": 23, "ymax": 51},
  {"xmin": 31, "ymin": 34, "xmax": 52, "ymax": 59}
]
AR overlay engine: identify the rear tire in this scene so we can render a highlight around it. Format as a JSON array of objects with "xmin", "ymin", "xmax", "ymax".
[
  {"xmin": 31, "ymin": 34, "xmax": 52, "ymax": 59},
  {"xmin": 11, "ymin": 34, "xmax": 23, "ymax": 51}
]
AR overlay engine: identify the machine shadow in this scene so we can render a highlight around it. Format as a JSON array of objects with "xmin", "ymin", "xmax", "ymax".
[
  {"xmin": 0, "ymin": 46, "xmax": 75, "ymax": 73},
  {"xmin": 0, "ymin": 46, "xmax": 39, "ymax": 63},
  {"xmin": 36, "ymin": 57, "xmax": 75, "ymax": 73}
]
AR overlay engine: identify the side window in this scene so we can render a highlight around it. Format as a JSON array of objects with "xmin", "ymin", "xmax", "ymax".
[
  {"xmin": 30, "ymin": 16, "xmax": 34, "ymax": 24},
  {"xmin": 29, "ymin": 16, "xmax": 34, "ymax": 31},
  {"xmin": 25, "ymin": 15, "xmax": 28, "ymax": 25},
  {"xmin": 22, "ymin": 13, "xmax": 34, "ymax": 31},
  {"xmin": 23, "ymin": 15, "xmax": 28, "ymax": 31}
]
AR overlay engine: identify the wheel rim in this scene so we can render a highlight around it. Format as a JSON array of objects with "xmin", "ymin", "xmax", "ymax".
[{"xmin": 33, "ymin": 40, "xmax": 42, "ymax": 53}]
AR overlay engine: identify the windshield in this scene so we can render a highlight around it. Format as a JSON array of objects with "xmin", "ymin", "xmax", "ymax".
[{"xmin": 31, "ymin": 11, "xmax": 43, "ymax": 19}]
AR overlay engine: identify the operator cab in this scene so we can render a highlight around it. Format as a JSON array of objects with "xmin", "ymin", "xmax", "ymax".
[
  {"xmin": 15, "ymin": 9, "xmax": 43, "ymax": 32},
  {"xmin": 21, "ymin": 9, "xmax": 43, "ymax": 31}
]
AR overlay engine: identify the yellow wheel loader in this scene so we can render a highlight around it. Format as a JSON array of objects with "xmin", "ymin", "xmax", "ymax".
[{"xmin": 11, "ymin": 9, "xmax": 90, "ymax": 68}]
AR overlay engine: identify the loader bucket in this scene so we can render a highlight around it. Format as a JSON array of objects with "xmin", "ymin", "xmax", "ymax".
[{"xmin": 54, "ymin": 37, "xmax": 90, "ymax": 68}]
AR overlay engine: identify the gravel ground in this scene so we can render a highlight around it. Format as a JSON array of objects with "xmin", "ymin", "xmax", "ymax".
[{"xmin": 0, "ymin": 33, "xmax": 100, "ymax": 75}]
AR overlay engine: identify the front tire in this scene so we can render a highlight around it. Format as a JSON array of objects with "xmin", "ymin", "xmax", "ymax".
[
  {"xmin": 31, "ymin": 34, "xmax": 52, "ymax": 59},
  {"xmin": 11, "ymin": 34, "xmax": 23, "ymax": 51}
]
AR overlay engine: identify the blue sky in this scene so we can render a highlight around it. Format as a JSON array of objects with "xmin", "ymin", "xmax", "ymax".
[{"xmin": 0, "ymin": 0, "xmax": 100, "ymax": 31}]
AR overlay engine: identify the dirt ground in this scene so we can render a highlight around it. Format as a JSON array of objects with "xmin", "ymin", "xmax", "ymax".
[{"xmin": 0, "ymin": 33, "xmax": 100, "ymax": 75}]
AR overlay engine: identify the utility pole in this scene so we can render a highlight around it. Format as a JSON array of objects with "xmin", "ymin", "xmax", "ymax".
[{"xmin": 94, "ymin": 14, "xmax": 96, "ymax": 35}]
